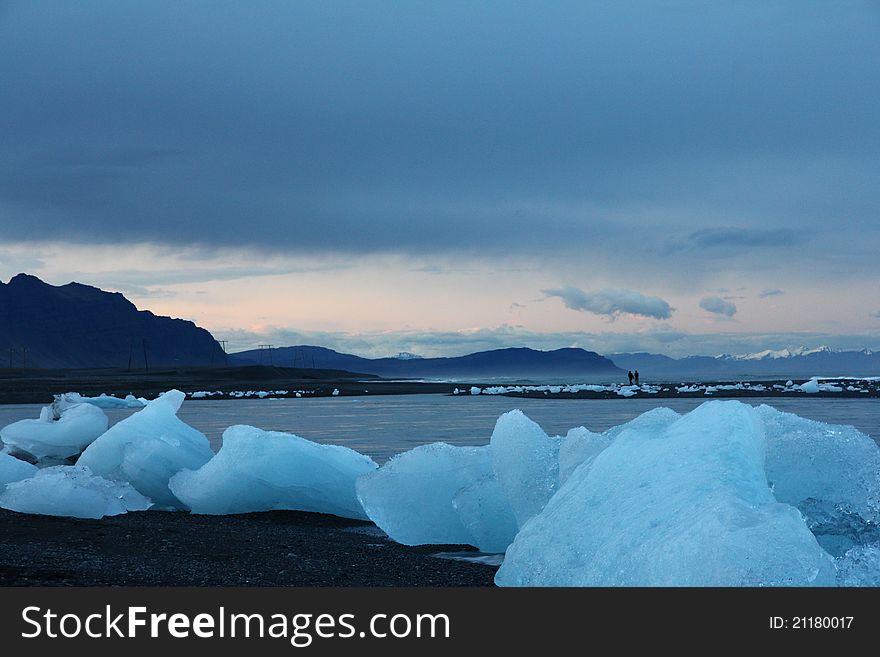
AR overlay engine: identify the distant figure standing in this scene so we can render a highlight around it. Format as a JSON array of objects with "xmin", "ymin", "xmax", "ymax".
[
  {"xmin": 627, "ymin": 370, "xmax": 634, "ymax": 385},
  {"xmin": 634, "ymin": 370, "xmax": 640, "ymax": 385}
]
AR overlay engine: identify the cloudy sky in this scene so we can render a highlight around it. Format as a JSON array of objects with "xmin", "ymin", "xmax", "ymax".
[{"xmin": 1, "ymin": 1, "xmax": 878, "ymax": 357}]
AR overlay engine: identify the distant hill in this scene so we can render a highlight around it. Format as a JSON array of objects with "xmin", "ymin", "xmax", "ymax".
[
  {"xmin": 231, "ymin": 345, "xmax": 622, "ymax": 379},
  {"xmin": 0, "ymin": 273, "xmax": 223, "ymax": 369},
  {"xmin": 610, "ymin": 347, "xmax": 880, "ymax": 379}
]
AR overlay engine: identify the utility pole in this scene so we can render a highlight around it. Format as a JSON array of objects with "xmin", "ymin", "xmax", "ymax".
[
  {"xmin": 218, "ymin": 340, "xmax": 228, "ymax": 366},
  {"xmin": 22, "ymin": 346, "xmax": 27, "ymax": 370},
  {"xmin": 142, "ymin": 338, "xmax": 149, "ymax": 371},
  {"xmin": 128, "ymin": 339, "xmax": 134, "ymax": 371}
]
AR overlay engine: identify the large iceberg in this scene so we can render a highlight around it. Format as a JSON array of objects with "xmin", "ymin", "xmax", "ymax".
[
  {"xmin": 0, "ymin": 452, "xmax": 37, "ymax": 487},
  {"xmin": 0, "ymin": 465, "xmax": 152, "ymax": 519},
  {"xmin": 0, "ymin": 401, "xmax": 108, "ymax": 461},
  {"xmin": 495, "ymin": 401, "xmax": 838, "ymax": 586},
  {"xmin": 356, "ymin": 443, "xmax": 516, "ymax": 548},
  {"xmin": 168, "ymin": 425, "xmax": 377, "ymax": 519},
  {"xmin": 77, "ymin": 390, "xmax": 213, "ymax": 509}
]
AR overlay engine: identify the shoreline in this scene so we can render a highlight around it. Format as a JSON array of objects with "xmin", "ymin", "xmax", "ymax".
[
  {"xmin": 0, "ymin": 508, "xmax": 497, "ymax": 587},
  {"xmin": 0, "ymin": 366, "xmax": 878, "ymax": 404}
]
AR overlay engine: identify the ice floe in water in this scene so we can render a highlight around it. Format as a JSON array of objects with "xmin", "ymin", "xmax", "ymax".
[
  {"xmin": 56, "ymin": 392, "xmax": 147, "ymax": 409},
  {"xmin": 0, "ymin": 452, "xmax": 37, "ymax": 487},
  {"xmin": 169, "ymin": 425, "xmax": 377, "ymax": 520},
  {"xmin": 0, "ymin": 465, "xmax": 152, "ymax": 519},
  {"xmin": 0, "ymin": 400, "xmax": 108, "ymax": 461},
  {"xmin": 77, "ymin": 390, "xmax": 213, "ymax": 509},
  {"xmin": 495, "ymin": 401, "xmax": 838, "ymax": 586}
]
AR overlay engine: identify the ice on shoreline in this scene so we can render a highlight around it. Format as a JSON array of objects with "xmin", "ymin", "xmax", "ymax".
[
  {"xmin": 0, "ymin": 400, "xmax": 109, "ymax": 461},
  {"xmin": 356, "ymin": 443, "xmax": 508, "ymax": 548},
  {"xmin": 2, "ymin": 387, "xmax": 879, "ymax": 586},
  {"xmin": 77, "ymin": 390, "xmax": 213, "ymax": 509},
  {"xmin": 0, "ymin": 452, "xmax": 37, "ymax": 486},
  {"xmin": 169, "ymin": 424, "xmax": 377, "ymax": 519},
  {"xmin": 0, "ymin": 465, "xmax": 152, "ymax": 519},
  {"xmin": 495, "ymin": 401, "xmax": 838, "ymax": 586}
]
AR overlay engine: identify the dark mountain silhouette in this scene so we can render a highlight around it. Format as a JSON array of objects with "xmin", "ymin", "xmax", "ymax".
[
  {"xmin": 0, "ymin": 273, "xmax": 223, "ymax": 369},
  {"xmin": 231, "ymin": 345, "xmax": 621, "ymax": 379}
]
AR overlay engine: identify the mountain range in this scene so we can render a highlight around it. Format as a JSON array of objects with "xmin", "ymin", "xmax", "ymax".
[
  {"xmin": 0, "ymin": 274, "xmax": 222, "ymax": 369},
  {"xmin": 610, "ymin": 347, "xmax": 880, "ymax": 379},
  {"xmin": 230, "ymin": 345, "xmax": 621, "ymax": 379},
  {"xmin": 2, "ymin": 273, "xmax": 879, "ymax": 378}
]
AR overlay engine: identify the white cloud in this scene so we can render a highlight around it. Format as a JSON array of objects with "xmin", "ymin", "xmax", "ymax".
[{"xmin": 542, "ymin": 286, "xmax": 674, "ymax": 320}]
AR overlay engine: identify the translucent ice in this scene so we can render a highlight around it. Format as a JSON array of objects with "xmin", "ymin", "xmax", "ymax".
[
  {"xmin": 757, "ymin": 404, "xmax": 880, "ymax": 555},
  {"xmin": 0, "ymin": 401, "xmax": 108, "ymax": 460},
  {"xmin": 77, "ymin": 390, "xmax": 213, "ymax": 509},
  {"xmin": 168, "ymin": 425, "xmax": 377, "ymax": 519},
  {"xmin": 557, "ymin": 427, "xmax": 609, "ymax": 485},
  {"xmin": 836, "ymin": 544, "xmax": 880, "ymax": 586},
  {"xmin": 496, "ymin": 401, "xmax": 837, "ymax": 586},
  {"xmin": 357, "ymin": 443, "xmax": 506, "ymax": 547},
  {"xmin": 0, "ymin": 452, "xmax": 37, "ymax": 487},
  {"xmin": 558, "ymin": 408, "xmax": 681, "ymax": 485},
  {"xmin": 490, "ymin": 410, "xmax": 561, "ymax": 527},
  {"xmin": 452, "ymin": 475, "xmax": 519, "ymax": 552},
  {"xmin": 0, "ymin": 465, "xmax": 152, "ymax": 519}
]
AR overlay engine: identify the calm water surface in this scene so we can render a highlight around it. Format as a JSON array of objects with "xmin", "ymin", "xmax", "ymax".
[{"xmin": 2, "ymin": 395, "xmax": 879, "ymax": 463}]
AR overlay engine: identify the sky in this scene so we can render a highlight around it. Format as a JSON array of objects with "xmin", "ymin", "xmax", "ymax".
[{"xmin": 1, "ymin": 1, "xmax": 879, "ymax": 357}]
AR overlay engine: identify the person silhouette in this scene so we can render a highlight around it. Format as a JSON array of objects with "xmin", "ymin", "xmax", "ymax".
[
  {"xmin": 634, "ymin": 370, "xmax": 640, "ymax": 385},
  {"xmin": 627, "ymin": 370, "xmax": 634, "ymax": 385}
]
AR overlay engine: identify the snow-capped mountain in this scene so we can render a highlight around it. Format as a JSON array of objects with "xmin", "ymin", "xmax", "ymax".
[
  {"xmin": 611, "ymin": 347, "xmax": 880, "ymax": 378},
  {"xmin": 721, "ymin": 346, "xmax": 839, "ymax": 361}
]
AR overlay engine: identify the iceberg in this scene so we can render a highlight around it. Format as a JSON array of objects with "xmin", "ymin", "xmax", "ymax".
[
  {"xmin": 758, "ymin": 404, "xmax": 880, "ymax": 556},
  {"xmin": 0, "ymin": 465, "xmax": 152, "ymax": 519},
  {"xmin": 559, "ymin": 409, "xmax": 680, "ymax": 485},
  {"xmin": 357, "ymin": 443, "xmax": 503, "ymax": 547},
  {"xmin": 558, "ymin": 427, "xmax": 609, "ymax": 485},
  {"xmin": 452, "ymin": 475, "xmax": 519, "ymax": 552},
  {"xmin": 77, "ymin": 390, "xmax": 213, "ymax": 509},
  {"xmin": 836, "ymin": 544, "xmax": 880, "ymax": 586},
  {"xmin": 168, "ymin": 425, "xmax": 377, "ymax": 519},
  {"xmin": 0, "ymin": 401, "xmax": 108, "ymax": 461},
  {"xmin": 496, "ymin": 401, "xmax": 838, "ymax": 586},
  {"xmin": 0, "ymin": 452, "xmax": 37, "ymax": 487},
  {"xmin": 55, "ymin": 392, "xmax": 147, "ymax": 409},
  {"xmin": 490, "ymin": 410, "xmax": 561, "ymax": 527}
]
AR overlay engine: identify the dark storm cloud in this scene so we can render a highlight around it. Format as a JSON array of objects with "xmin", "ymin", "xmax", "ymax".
[
  {"xmin": 0, "ymin": 1, "xmax": 878, "ymax": 275},
  {"xmin": 699, "ymin": 296, "xmax": 737, "ymax": 318}
]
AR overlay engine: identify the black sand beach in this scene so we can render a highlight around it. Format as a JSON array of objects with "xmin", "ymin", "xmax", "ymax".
[{"xmin": 0, "ymin": 509, "xmax": 497, "ymax": 587}]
